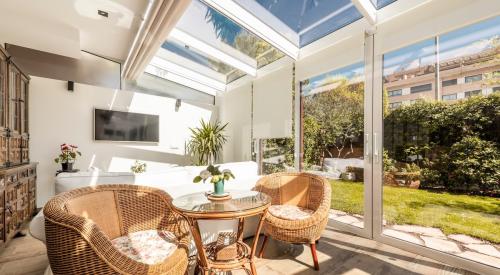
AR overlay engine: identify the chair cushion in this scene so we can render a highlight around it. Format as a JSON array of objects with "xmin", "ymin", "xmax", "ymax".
[
  {"xmin": 268, "ymin": 205, "xmax": 314, "ymax": 221},
  {"xmin": 111, "ymin": 230, "xmax": 178, "ymax": 265}
]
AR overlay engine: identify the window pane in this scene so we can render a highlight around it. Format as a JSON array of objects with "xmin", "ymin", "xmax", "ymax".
[
  {"xmin": 301, "ymin": 62, "xmax": 365, "ymax": 228},
  {"xmin": 442, "ymin": 79, "xmax": 457, "ymax": 87},
  {"xmin": 255, "ymin": 0, "xmax": 362, "ymax": 47},
  {"xmin": 179, "ymin": 0, "xmax": 285, "ymax": 62},
  {"xmin": 410, "ymin": 83, "xmax": 432, "ymax": 93},
  {"xmin": 370, "ymin": 0, "xmax": 398, "ymax": 9},
  {"xmin": 383, "ymin": 16, "xmax": 500, "ymax": 268},
  {"xmin": 253, "ymin": 138, "xmax": 294, "ymax": 174},
  {"xmin": 161, "ymin": 40, "xmax": 237, "ymax": 75}
]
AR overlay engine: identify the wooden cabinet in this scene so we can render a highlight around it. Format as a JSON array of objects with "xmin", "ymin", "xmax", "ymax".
[
  {"xmin": 0, "ymin": 45, "xmax": 36, "ymax": 249},
  {"xmin": 1, "ymin": 164, "xmax": 37, "ymax": 243}
]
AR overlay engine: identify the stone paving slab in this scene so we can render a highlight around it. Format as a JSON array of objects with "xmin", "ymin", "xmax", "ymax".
[
  {"xmin": 383, "ymin": 229, "xmax": 424, "ymax": 245},
  {"xmin": 464, "ymin": 244, "xmax": 500, "ymax": 258},
  {"xmin": 329, "ymin": 209, "xmax": 348, "ymax": 216},
  {"xmin": 448, "ymin": 234, "xmax": 485, "ymax": 244},
  {"xmin": 457, "ymin": 251, "xmax": 500, "ymax": 269},
  {"xmin": 333, "ymin": 215, "xmax": 362, "ymax": 225},
  {"xmin": 391, "ymin": 225, "xmax": 446, "ymax": 238},
  {"xmin": 421, "ymin": 236, "xmax": 462, "ymax": 253}
]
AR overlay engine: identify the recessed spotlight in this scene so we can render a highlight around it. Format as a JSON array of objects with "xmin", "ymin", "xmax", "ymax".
[{"xmin": 97, "ymin": 10, "xmax": 109, "ymax": 18}]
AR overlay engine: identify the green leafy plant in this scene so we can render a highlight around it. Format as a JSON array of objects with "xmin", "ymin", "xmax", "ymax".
[
  {"xmin": 193, "ymin": 165, "xmax": 235, "ymax": 184},
  {"xmin": 445, "ymin": 136, "xmax": 500, "ymax": 194},
  {"xmin": 130, "ymin": 160, "xmax": 147, "ymax": 174},
  {"xmin": 54, "ymin": 143, "xmax": 81, "ymax": 164},
  {"xmin": 187, "ymin": 120, "xmax": 228, "ymax": 165}
]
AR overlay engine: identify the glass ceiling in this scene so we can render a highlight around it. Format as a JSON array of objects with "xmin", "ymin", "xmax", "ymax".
[
  {"xmin": 161, "ymin": 41, "xmax": 236, "ymax": 75},
  {"xmin": 255, "ymin": 0, "xmax": 363, "ymax": 47},
  {"xmin": 372, "ymin": 0, "xmax": 398, "ymax": 10},
  {"xmin": 148, "ymin": 0, "xmax": 399, "ymax": 95}
]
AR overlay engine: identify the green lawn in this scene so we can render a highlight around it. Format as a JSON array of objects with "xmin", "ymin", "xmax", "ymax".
[{"xmin": 330, "ymin": 180, "xmax": 500, "ymax": 243}]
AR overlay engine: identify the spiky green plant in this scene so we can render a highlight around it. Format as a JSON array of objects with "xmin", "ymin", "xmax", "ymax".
[{"xmin": 187, "ymin": 120, "xmax": 228, "ymax": 165}]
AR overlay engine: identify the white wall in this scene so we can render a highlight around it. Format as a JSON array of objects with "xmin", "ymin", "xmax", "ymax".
[
  {"xmin": 219, "ymin": 82, "xmax": 252, "ymax": 163},
  {"xmin": 30, "ymin": 76, "xmax": 216, "ymax": 206}
]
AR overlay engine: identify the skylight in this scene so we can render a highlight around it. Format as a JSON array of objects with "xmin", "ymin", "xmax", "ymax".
[
  {"xmin": 147, "ymin": 0, "xmax": 403, "ymax": 95},
  {"xmin": 254, "ymin": 0, "xmax": 363, "ymax": 47},
  {"xmin": 371, "ymin": 0, "xmax": 398, "ymax": 10}
]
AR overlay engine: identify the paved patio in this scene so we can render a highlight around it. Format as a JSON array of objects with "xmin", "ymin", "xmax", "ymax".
[{"xmin": 329, "ymin": 209, "xmax": 500, "ymax": 269}]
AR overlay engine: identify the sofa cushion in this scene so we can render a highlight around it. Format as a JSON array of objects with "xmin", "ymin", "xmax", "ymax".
[
  {"xmin": 268, "ymin": 205, "xmax": 314, "ymax": 221},
  {"xmin": 65, "ymin": 191, "xmax": 121, "ymax": 239},
  {"xmin": 111, "ymin": 230, "xmax": 178, "ymax": 265}
]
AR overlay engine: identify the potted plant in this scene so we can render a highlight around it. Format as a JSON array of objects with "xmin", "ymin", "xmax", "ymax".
[
  {"xmin": 130, "ymin": 160, "xmax": 147, "ymax": 174},
  {"xmin": 394, "ymin": 163, "xmax": 421, "ymax": 189},
  {"xmin": 187, "ymin": 119, "xmax": 228, "ymax": 165},
  {"xmin": 54, "ymin": 143, "xmax": 81, "ymax": 171},
  {"xmin": 193, "ymin": 165, "xmax": 234, "ymax": 196}
]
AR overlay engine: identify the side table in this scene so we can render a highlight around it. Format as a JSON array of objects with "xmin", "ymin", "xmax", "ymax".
[{"xmin": 172, "ymin": 190, "xmax": 270, "ymax": 275}]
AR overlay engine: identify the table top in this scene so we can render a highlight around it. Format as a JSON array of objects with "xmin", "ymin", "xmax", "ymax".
[{"xmin": 172, "ymin": 190, "xmax": 270, "ymax": 218}]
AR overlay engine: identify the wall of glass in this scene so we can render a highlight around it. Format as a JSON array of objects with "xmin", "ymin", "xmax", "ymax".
[
  {"xmin": 300, "ymin": 62, "xmax": 367, "ymax": 229},
  {"xmin": 381, "ymin": 16, "xmax": 500, "ymax": 268}
]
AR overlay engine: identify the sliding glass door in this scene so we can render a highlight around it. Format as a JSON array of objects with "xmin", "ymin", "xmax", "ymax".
[
  {"xmin": 298, "ymin": 39, "xmax": 373, "ymax": 237},
  {"xmin": 374, "ymin": 16, "xmax": 500, "ymax": 271},
  {"xmin": 296, "ymin": 15, "xmax": 499, "ymax": 274}
]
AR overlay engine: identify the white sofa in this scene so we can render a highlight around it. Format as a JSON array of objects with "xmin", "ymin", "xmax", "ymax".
[{"xmin": 30, "ymin": 161, "xmax": 261, "ymax": 248}]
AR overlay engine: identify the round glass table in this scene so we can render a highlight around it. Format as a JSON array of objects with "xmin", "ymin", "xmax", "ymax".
[{"xmin": 172, "ymin": 190, "xmax": 271, "ymax": 275}]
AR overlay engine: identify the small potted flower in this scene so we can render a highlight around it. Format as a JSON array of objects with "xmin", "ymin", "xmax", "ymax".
[
  {"xmin": 54, "ymin": 143, "xmax": 81, "ymax": 171},
  {"xmin": 193, "ymin": 165, "xmax": 234, "ymax": 196},
  {"xmin": 130, "ymin": 160, "xmax": 147, "ymax": 174}
]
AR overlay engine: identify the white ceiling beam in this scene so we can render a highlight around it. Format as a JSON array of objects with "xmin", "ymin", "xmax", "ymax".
[
  {"xmin": 352, "ymin": 0, "xmax": 378, "ymax": 25},
  {"xmin": 201, "ymin": 0, "xmax": 300, "ymax": 60},
  {"xmin": 170, "ymin": 28, "xmax": 257, "ymax": 76},
  {"xmin": 149, "ymin": 56, "xmax": 226, "ymax": 94},
  {"xmin": 145, "ymin": 64, "xmax": 220, "ymax": 96},
  {"xmin": 156, "ymin": 47, "xmax": 228, "ymax": 83}
]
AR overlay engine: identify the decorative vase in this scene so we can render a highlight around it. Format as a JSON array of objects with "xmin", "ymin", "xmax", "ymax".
[
  {"xmin": 61, "ymin": 162, "xmax": 73, "ymax": 172},
  {"xmin": 214, "ymin": 180, "xmax": 225, "ymax": 195}
]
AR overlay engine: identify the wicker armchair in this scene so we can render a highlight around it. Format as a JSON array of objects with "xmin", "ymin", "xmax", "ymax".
[
  {"xmin": 255, "ymin": 172, "xmax": 331, "ymax": 270},
  {"xmin": 43, "ymin": 184, "xmax": 190, "ymax": 275}
]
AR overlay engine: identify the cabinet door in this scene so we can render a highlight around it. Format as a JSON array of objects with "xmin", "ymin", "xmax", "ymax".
[
  {"xmin": 0, "ymin": 177, "xmax": 5, "ymax": 244},
  {"xmin": 20, "ymin": 76, "xmax": 29, "ymax": 163},
  {"xmin": 0, "ymin": 49, "xmax": 7, "ymax": 130},
  {"xmin": 5, "ymin": 173, "xmax": 18, "ymax": 241},
  {"xmin": 0, "ymin": 50, "xmax": 8, "ymax": 168},
  {"xmin": 7, "ymin": 62, "xmax": 20, "ymax": 134}
]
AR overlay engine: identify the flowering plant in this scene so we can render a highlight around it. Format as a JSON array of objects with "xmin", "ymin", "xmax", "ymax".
[
  {"xmin": 193, "ymin": 165, "xmax": 235, "ymax": 184},
  {"xmin": 54, "ymin": 143, "xmax": 81, "ymax": 164},
  {"xmin": 130, "ymin": 160, "xmax": 147, "ymax": 174}
]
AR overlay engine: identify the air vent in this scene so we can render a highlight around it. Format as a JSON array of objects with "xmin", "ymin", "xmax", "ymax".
[{"xmin": 97, "ymin": 10, "xmax": 109, "ymax": 18}]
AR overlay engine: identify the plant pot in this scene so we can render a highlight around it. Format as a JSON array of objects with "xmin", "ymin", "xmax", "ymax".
[
  {"xmin": 61, "ymin": 162, "xmax": 73, "ymax": 172},
  {"xmin": 214, "ymin": 180, "xmax": 225, "ymax": 195}
]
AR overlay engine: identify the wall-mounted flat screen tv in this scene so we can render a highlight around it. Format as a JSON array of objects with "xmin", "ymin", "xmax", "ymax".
[{"xmin": 94, "ymin": 109, "xmax": 159, "ymax": 142}]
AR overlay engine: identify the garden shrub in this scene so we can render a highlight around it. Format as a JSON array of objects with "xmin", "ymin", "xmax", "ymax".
[
  {"xmin": 445, "ymin": 136, "xmax": 500, "ymax": 194},
  {"xmin": 384, "ymin": 93, "xmax": 500, "ymax": 194}
]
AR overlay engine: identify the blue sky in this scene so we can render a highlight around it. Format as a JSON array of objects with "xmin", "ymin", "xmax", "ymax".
[
  {"xmin": 301, "ymin": 15, "xmax": 499, "ymax": 95},
  {"xmin": 383, "ymin": 16, "xmax": 499, "ymax": 76}
]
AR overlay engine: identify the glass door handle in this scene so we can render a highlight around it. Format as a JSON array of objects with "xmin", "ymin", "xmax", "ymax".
[
  {"xmin": 373, "ymin": 133, "xmax": 380, "ymax": 163},
  {"xmin": 365, "ymin": 133, "xmax": 370, "ymax": 158}
]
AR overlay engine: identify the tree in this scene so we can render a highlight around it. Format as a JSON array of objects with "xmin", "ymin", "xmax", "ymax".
[{"xmin": 303, "ymin": 78, "xmax": 364, "ymax": 166}]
